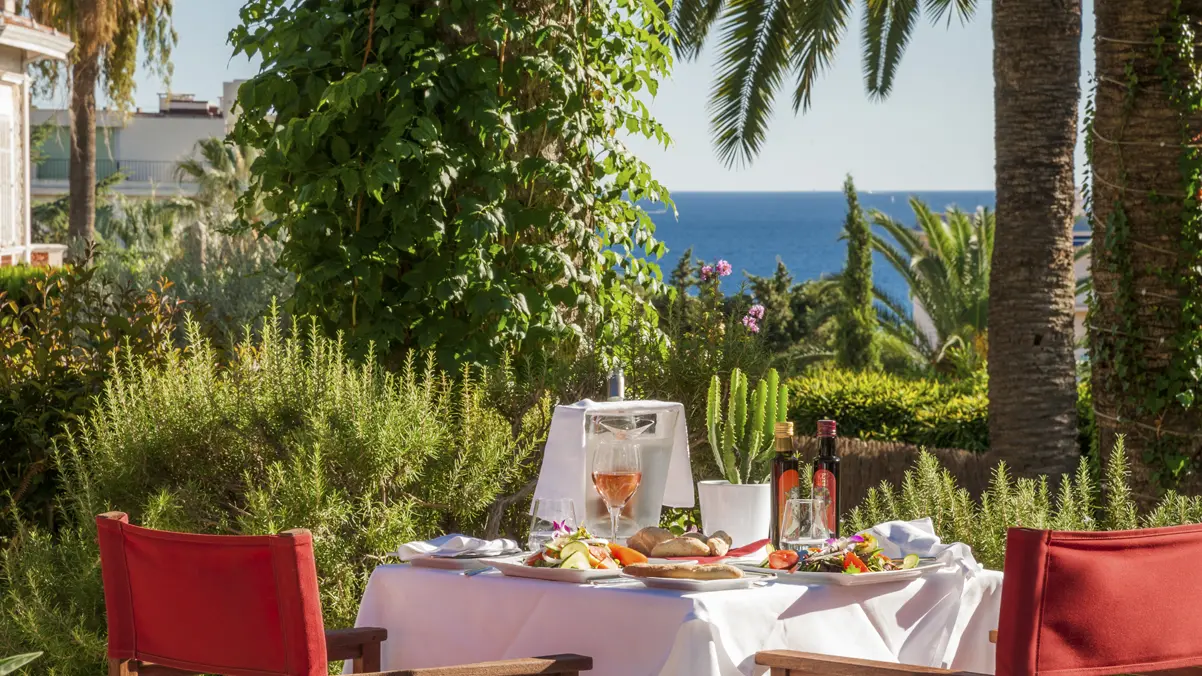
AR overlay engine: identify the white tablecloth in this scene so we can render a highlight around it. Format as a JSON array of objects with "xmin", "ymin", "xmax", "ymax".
[{"xmin": 352, "ymin": 565, "xmax": 1003, "ymax": 676}]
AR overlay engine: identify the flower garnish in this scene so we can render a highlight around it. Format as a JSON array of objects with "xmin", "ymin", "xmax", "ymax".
[{"xmin": 551, "ymin": 520, "xmax": 571, "ymax": 536}]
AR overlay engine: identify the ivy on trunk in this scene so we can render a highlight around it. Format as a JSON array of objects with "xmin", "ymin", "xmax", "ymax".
[{"xmin": 230, "ymin": 0, "xmax": 673, "ymax": 368}]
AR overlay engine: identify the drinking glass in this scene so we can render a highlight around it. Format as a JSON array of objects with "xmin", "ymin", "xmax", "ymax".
[
  {"xmin": 782, "ymin": 498, "xmax": 827, "ymax": 552},
  {"xmin": 592, "ymin": 437, "xmax": 642, "ymax": 541},
  {"xmin": 527, "ymin": 498, "xmax": 578, "ymax": 551}
]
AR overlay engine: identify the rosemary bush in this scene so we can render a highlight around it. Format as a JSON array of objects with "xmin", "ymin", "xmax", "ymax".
[
  {"xmin": 846, "ymin": 436, "xmax": 1202, "ymax": 570},
  {"xmin": 0, "ymin": 315, "xmax": 543, "ymax": 674}
]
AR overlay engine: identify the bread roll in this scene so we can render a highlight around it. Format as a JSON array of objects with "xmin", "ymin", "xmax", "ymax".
[
  {"xmin": 651, "ymin": 536, "xmax": 712, "ymax": 557},
  {"xmin": 706, "ymin": 537, "xmax": 730, "ymax": 557},
  {"xmin": 682, "ymin": 531, "xmax": 707, "ymax": 542},
  {"xmin": 710, "ymin": 530, "xmax": 733, "ymax": 546},
  {"xmin": 624, "ymin": 562, "xmax": 743, "ymax": 580},
  {"xmin": 627, "ymin": 527, "xmax": 674, "ymax": 556}
]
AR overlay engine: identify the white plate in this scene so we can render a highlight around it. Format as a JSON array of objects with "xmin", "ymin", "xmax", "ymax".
[
  {"xmin": 490, "ymin": 558, "xmax": 622, "ymax": 583},
  {"xmin": 736, "ymin": 561, "xmax": 945, "ymax": 586},
  {"xmin": 619, "ymin": 568, "xmax": 774, "ymax": 591},
  {"xmin": 409, "ymin": 556, "xmax": 501, "ymax": 571}
]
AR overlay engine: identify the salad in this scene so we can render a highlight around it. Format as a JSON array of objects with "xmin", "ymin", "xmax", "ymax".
[
  {"xmin": 523, "ymin": 526, "xmax": 648, "ymax": 570},
  {"xmin": 762, "ymin": 533, "xmax": 920, "ymax": 575}
]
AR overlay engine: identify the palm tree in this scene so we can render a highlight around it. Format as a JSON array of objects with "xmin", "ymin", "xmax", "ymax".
[
  {"xmin": 663, "ymin": 0, "xmax": 976, "ymax": 165},
  {"xmin": 988, "ymin": 0, "xmax": 1081, "ymax": 477},
  {"xmin": 670, "ymin": 0, "xmax": 1083, "ymax": 475},
  {"xmin": 870, "ymin": 199, "xmax": 991, "ymax": 376},
  {"xmin": 174, "ymin": 137, "xmax": 263, "ymax": 225},
  {"xmin": 1089, "ymin": 0, "xmax": 1202, "ymax": 500},
  {"xmin": 23, "ymin": 0, "xmax": 176, "ymax": 244}
]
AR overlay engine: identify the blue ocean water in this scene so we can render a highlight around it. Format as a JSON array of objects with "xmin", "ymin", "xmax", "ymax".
[{"xmin": 644, "ymin": 191, "xmax": 996, "ymax": 302}]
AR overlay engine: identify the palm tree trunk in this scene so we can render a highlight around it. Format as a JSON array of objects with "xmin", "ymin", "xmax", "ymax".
[
  {"xmin": 67, "ymin": 53, "xmax": 99, "ymax": 245},
  {"xmin": 988, "ymin": 0, "xmax": 1082, "ymax": 477},
  {"xmin": 1091, "ymin": 0, "xmax": 1202, "ymax": 502}
]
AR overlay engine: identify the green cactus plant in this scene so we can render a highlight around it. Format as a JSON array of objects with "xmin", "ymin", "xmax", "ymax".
[{"xmin": 706, "ymin": 368, "xmax": 789, "ymax": 483}]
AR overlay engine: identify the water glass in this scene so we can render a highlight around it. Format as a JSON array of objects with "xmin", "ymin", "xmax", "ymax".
[
  {"xmin": 782, "ymin": 498, "xmax": 828, "ymax": 551},
  {"xmin": 527, "ymin": 498, "xmax": 578, "ymax": 551}
]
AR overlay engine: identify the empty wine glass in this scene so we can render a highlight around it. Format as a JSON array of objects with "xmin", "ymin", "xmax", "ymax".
[
  {"xmin": 782, "ymin": 498, "xmax": 827, "ymax": 552},
  {"xmin": 592, "ymin": 435, "xmax": 642, "ymax": 541},
  {"xmin": 527, "ymin": 498, "xmax": 578, "ymax": 551}
]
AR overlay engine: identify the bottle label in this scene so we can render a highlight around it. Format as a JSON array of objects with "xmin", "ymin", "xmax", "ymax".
[
  {"xmin": 778, "ymin": 469, "xmax": 800, "ymax": 512},
  {"xmin": 813, "ymin": 469, "xmax": 837, "ymax": 534}
]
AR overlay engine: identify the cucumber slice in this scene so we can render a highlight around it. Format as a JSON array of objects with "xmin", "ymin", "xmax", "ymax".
[
  {"xmin": 560, "ymin": 551, "xmax": 591, "ymax": 569},
  {"xmin": 559, "ymin": 541, "xmax": 589, "ymax": 561},
  {"xmin": 902, "ymin": 553, "xmax": 920, "ymax": 569}
]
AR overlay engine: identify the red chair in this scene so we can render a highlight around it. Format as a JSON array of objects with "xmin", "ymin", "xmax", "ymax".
[
  {"xmin": 96, "ymin": 512, "xmax": 591, "ymax": 676},
  {"xmin": 756, "ymin": 524, "xmax": 1202, "ymax": 676}
]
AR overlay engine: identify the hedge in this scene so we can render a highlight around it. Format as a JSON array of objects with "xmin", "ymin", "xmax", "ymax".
[{"xmin": 788, "ymin": 368, "xmax": 990, "ymax": 452}]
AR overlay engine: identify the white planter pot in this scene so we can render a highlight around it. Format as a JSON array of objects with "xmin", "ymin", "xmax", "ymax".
[{"xmin": 697, "ymin": 479, "xmax": 771, "ymax": 548}]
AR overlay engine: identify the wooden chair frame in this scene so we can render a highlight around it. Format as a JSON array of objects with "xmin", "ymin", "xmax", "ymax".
[{"xmin": 99, "ymin": 513, "xmax": 591, "ymax": 676}]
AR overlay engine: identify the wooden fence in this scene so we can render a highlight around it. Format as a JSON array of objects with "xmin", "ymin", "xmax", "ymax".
[{"xmin": 792, "ymin": 437, "xmax": 998, "ymax": 511}]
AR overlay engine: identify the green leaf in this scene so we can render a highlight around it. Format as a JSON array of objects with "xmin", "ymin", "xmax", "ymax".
[{"xmin": 0, "ymin": 653, "xmax": 41, "ymax": 675}]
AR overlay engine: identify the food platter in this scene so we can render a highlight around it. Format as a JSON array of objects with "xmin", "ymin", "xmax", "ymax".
[
  {"xmin": 490, "ymin": 557, "xmax": 622, "ymax": 583},
  {"xmin": 737, "ymin": 561, "xmax": 945, "ymax": 586}
]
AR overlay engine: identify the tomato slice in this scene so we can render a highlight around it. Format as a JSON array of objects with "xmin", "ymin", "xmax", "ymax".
[
  {"xmin": 843, "ymin": 551, "xmax": 869, "ymax": 574},
  {"xmin": 767, "ymin": 549, "xmax": 800, "ymax": 570}
]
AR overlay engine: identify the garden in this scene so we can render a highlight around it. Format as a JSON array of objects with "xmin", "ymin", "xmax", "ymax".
[{"xmin": 3, "ymin": 0, "xmax": 1202, "ymax": 674}]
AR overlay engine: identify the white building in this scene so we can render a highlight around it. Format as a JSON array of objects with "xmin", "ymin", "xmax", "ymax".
[
  {"xmin": 0, "ymin": 1, "xmax": 72, "ymax": 268},
  {"xmin": 31, "ymin": 80, "xmax": 243, "ymax": 201}
]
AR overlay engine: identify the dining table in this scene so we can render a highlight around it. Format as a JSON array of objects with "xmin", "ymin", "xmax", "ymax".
[{"xmin": 350, "ymin": 560, "xmax": 1003, "ymax": 676}]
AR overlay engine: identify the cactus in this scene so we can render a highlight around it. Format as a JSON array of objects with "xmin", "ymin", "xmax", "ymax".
[{"xmin": 706, "ymin": 367, "xmax": 790, "ymax": 483}]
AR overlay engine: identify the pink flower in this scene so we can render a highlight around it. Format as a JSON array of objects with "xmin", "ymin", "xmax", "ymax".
[
  {"xmin": 741, "ymin": 315, "xmax": 760, "ymax": 333},
  {"xmin": 748, "ymin": 304, "xmax": 765, "ymax": 320},
  {"xmin": 700, "ymin": 265, "xmax": 715, "ymax": 281},
  {"xmin": 715, "ymin": 260, "xmax": 732, "ymax": 277}
]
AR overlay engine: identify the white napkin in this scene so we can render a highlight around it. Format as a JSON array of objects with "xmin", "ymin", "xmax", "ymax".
[
  {"xmin": 394, "ymin": 534, "xmax": 519, "ymax": 562},
  {"xmin": 864, "ymin": 518, "xmax": 981, "ymax": 574},
  {"xmin": 533, "ymin": 399, "xmax": 695, "ymax": 513}
]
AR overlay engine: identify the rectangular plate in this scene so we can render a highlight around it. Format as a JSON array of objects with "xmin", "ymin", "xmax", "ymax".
[
  {"xmin": 489, "ymin": 558, "xmax": 622, "ymax": 583},
  {"xmin": 736, "ymin": 561, "xmax": 945, "ymax": 586},
  {"xmin": 410, "ymin": 556, "xmax": 500, "ymax": 571},
  {"xmin": 618, "ymin": 568, "xmax": 774, "ymax": 591}
]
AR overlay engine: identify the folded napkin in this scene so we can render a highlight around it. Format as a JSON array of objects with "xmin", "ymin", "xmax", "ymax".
[
  {"xmin": 666, "ymin": 538, "xmax": 771, "ymax": 565},
  {"xmin": 865, "ymin": 517, "xmax": 980, "ymax": 574},
  {"xmin": 395, "ymin": 534, "xmax": 520, "ymax": 562}
]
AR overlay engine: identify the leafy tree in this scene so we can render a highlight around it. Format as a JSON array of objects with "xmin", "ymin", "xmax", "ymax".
[
  {"xmin": 669, "ymin": 247, "xmax": 700, "ymax": 298},
  {"xmin": 662, "ymin": 0, "xmax": 976, "ymax": 165},
  {"xmin": 871, "ymin": 199, "xmax": 992, "ymax": 376},
  {"xmin": 175, "ymin": 137, "xmax": 264, "ymax": 226},
  {"xmin": 836, "ymin": 175, "xmax": 878, "ymax": 370},
  {"xmin": 230, "ymin": 0, "xmax": 672, "ymax": 368},
  {"xmin": 23, "ymin": 0, "xmax": 176, "ymax": 244},
  {"xmin": 745, "ymin": 261, "xmax": 839, "ymax": 371}
]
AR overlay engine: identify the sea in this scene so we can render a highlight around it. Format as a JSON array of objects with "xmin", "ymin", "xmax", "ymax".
[{"xmin": 644, "ymin": 191, "xmax": 997, "ymax": 302}]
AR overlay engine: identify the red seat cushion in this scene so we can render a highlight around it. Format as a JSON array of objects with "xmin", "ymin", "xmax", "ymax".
[
  {"xmin": 998, "ymin": 524, "xmax": 1202, "ymax": 676},
  {"xmin": 97, "ymin": 513, "xmax": 328, "ymax": 676}
]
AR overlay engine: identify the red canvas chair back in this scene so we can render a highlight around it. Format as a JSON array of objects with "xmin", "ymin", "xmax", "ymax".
[
  {"xmin": 997, "ymin": 523, "xmax": 1202, "ymax": 676},
  {"xmin": 96, "ymin": 512, "xmax": 328, "ymax": 676}
]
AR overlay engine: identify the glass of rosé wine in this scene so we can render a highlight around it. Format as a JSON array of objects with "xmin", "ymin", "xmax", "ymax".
[{"xmin": 592, "ymin": 434, "xmax": 642, "ymax": 542}]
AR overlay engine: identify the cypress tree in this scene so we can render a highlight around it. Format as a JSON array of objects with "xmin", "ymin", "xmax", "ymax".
[{"xmin": 837, "ymin": 175, "xmax": 880, "ymax": 370}]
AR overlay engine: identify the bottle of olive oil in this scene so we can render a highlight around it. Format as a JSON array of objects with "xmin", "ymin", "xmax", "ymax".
[
  {"xmin": 769, "ymin": 421, "xmax": 799, "ymax": 548},
  {"xmin": 812, "ymin": 419, "xmax": 841, "ymax": 538}
]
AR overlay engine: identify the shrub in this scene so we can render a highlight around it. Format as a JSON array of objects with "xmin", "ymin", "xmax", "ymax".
[
  {"xmin": 0, "ymin": 266, "xmax": 52, "ymax": 304},
  {"xmin": 788, "ymin": 368, "xmax": 990, "ymax": 452},
  {"xmin": 845, "ymin": 436, "xmax": 1202, "ymax": 570},
  {"xmin": 0, "ymin": 266, "xmax": 180, "ymax": 536},
  {"xmin": 0, "ymin": 315, "xmax": 544, "ymax": 674}
]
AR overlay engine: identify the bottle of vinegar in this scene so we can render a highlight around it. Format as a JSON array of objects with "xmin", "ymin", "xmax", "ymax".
[
  {"xmin": 812, "ymin": 419, "xmax": 841, "ymax": 538},
  {"xmin": 769, "ymin": 421, "xmax": 799, "ymax": 548}
]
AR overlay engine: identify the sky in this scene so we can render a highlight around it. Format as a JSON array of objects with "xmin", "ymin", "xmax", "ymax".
[{"xmin": 39, "ymin": 0, "xmax": 1097, "ymax": 193}]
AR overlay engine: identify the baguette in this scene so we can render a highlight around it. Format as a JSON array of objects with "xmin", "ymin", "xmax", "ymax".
[
  {"xmin": 624, "ymin": 562, "xmax": 743, "ymax": 580},
  {"xmin": 651, "ymin": 536, "xmax": 712, "ymax": 557}
]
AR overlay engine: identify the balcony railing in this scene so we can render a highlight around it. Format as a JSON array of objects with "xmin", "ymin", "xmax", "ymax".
[{"xmin": 33, "ymin": 159, "xmax": 194, "ymax": 183}]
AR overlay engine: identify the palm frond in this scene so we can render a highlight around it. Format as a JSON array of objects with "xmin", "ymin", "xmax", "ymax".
[
  {"xmin": 876, "ymin": 0, "xmax": 920, "ymax": 97},
  {"xmin": 709, "ymin": 0, "xmax": 795, "ymax": 166},
  {"xmin": 670, "ymin": 0, "xmax": 729, "ymax": 59},
  {"xmin": 789, "ymin": 0, "xmax": 854, "ymax": 113},
  {"xmin": 923, "ymin": 0, "xmax": 976, "ymax": 26}
]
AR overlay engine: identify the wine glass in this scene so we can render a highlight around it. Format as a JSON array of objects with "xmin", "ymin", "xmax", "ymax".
[
  {"xmin": 527, "ymin": 498, "xmax": 578, "ymax": 551},
  {"xmin": 591, "ymin": 435, "xmax": 642, "ymax": 541}
]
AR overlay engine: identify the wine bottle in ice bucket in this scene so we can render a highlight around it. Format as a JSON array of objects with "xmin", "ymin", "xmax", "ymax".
[{"xmin": 811, "ymin": 419, "xmax": 840, "ymax": 538}]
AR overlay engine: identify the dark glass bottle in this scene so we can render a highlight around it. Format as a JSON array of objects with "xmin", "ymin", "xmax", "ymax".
[
  {"xmin": 769, "ymin": 421, "xmax": 799, "ymax": 548},
  {"xmin": 812, "ymin": 419, "xmax": 841, "ymax": 538}
]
